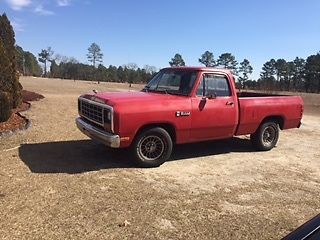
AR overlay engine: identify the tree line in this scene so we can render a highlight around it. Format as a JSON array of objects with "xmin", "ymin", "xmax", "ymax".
[
  {"xmin": 12, "ymin": 41, "xmax": 320, "ymax": 93},
  {"xmin": 170, "ymin": 51, "xmax": 320, "ymax": 93},
  {"xmin": 50, "ymin": 61, "xmax": 157, "ymax": 84},
  {"xmin": 170, "ymin": 52, "xmax": 252, "ymax": 89},
  {"xmin": 16, "ymin": 45, "xmax": 42, "ymax": 76},
  {"xmin": 40, "ymin": 46, "xmax": 253, "ymax": 86},
  {"xmin": 36, "ymin": 44, "xmax": 157, "ymax": 84},
  {"xmin": 258, "ymin": 56, "xmax": 320, "ymax": 93}
]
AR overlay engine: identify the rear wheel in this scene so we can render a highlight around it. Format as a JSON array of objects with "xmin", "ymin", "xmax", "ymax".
[
  {"xmin": 251, "ymin": 121, "xmax": 279, "ymax": 151},
  {"xmin": 132, "ymin": 127, "xmax": 173, "ymax": 167}
]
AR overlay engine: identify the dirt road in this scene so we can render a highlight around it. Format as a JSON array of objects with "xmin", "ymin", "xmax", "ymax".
[{"xmin": 0, "ymin": 77, "xmax": 319, "ymax": 239}]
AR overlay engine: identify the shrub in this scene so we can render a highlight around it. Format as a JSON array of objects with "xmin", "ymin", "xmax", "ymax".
[
  {"xmin": 12, "ymin": 80, "xmax": 22, "ymax": 108},
  {"xmin": 0, "ymin": 91, "xmax": 12, "ymax": 122},
  {"xmin": 0, "ymin": 13, "xmax": 22, "ymax": 109}
]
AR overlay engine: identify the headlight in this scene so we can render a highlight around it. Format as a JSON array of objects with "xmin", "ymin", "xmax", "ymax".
[
  {"xmin": 104, "ymin": 109, "xmax": 111, "ymax": 123},
  {"xmin": 103, "ymin": 107, "xmax": 114, "ymax": 133},
  {"xmin": 78, "ymin": 98, "xmax": 81, "ymax": 112}
]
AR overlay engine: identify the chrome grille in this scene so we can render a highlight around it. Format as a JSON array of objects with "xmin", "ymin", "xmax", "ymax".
[
  {"xmin": 78, "ymin": 97, "xmax": 114, "ymax": 132},
  {"xmin": 80, "ymin": 100, "xmax": 103, "ymax": 125}
]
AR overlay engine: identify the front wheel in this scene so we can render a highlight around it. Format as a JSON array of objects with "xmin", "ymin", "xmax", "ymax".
[
  {"xmin": 132, "ymin": 127, "xmax": 173, "ymax": 167},
  {"xmin": 251, "ymin": 121, "xmax": 279, "ymax": 151}
]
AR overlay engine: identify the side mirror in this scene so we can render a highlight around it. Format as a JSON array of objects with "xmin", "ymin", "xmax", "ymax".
[{"xmin": 205, "ymin": 92, "xmax": 217, "ymax": 99}]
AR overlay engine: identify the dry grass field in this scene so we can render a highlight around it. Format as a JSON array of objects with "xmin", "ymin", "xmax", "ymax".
[{"xmin": 0, "ymin": 76, "xmax": 319, "ymax": 239}]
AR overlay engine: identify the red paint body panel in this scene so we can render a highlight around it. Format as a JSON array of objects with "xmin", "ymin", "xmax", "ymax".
[
  {"xmin": 236, "ymin": 96, "xmax": 303, "ymax": 135},
  {"xmin": 114, "ymin": 94, "xmax": 192, "ymax": 147},
  {"xmin": 79, "ymin": 67, "xmax": 304, "ymax": 148},
  {"xmin": 190, "ymin": 96, "xmax": 238, "ymax": 141}
]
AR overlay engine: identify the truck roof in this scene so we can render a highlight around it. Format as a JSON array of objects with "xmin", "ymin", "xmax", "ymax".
[{"xmin": 162, "ymin": 66, "xmax": 233, "ymax": 74}]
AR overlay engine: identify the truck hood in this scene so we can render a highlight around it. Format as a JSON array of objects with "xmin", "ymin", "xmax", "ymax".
[{"xmin": 84, "ymin": 91, "xmax": 186, "ymax": 106}]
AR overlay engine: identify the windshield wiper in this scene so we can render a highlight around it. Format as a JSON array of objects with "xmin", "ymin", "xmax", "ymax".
[
  {"xmin": 142, "ymin": 88, "xmax": 165, "ymax": 94},
  {"xmin": 165, "ymin": 90, "xmax": 188, "ymax": 96},
  {"xmin": 157, "ymin": 89, "xmax": 188, "ymax": 96},
  {"xmin": 142, "ymin": 85, "xmax": 150, "ymax": 92},
  {"xmin": 144, "ymin": 88, "xmax": 187, "ymax": 96},
  {"xmin": 152, "ymin": 89, "xmax": 168, "ymax": 94}
]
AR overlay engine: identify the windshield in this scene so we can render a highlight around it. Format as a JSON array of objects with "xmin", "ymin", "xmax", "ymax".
[{"xmin": 143, "ymin": 69, "xmax": 198, "ymax": 96}]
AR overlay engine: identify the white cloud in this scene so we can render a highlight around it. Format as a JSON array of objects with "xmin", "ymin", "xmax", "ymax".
[
  {"xmin": 57, "ymin": 0, "xmax": 71, "ymax": 7},
  {"xmin": 34, "ymin": 5, "xmax": 54, "ymax": 15},
  {"xmin": 6, "ymin": 0, "xmax": 31, "ymax": 10},
  {"xmin": 5, "ymin": 0, "xmax": 71, "ymax": 17}
]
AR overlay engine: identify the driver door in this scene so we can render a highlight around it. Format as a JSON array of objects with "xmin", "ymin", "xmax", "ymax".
[{"xmin": 190, "ymin": 73, "xmax": 238, "ymax": 141}]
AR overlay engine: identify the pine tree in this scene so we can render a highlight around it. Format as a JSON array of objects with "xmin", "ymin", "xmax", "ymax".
[
  {"xmin": 217, "ymin": 53, "xmax": 238, "ymax": 75},
  {"xmin": 38, "ymin": 47, "xmax": 53, "ymax": 76},
  {"xmin": 0, "ymin": 13, "xmax": 22, "ymax": 108},
  {"xmin": 87, "ymin": 43, "xmax": 103, "ymax": 67},
  {"xmin": 0, "ymin": 39, "xmax": 12, "ymax": 91},
  {"xmin": 291, "ymin": 57, "xmax": 305, "ymax": 91},
  {"xmin": 169, "ymin": 53, "xmax": 185, "ymax": 67},
  {"xmin": 238, "ymin": 59, "xmax": 253, "ymax": 88},
  {"xmin": 305, "ymin": 53, "xmax": 320, "ymax": 93},
  {"xmin": 260, "ymin": 59, "xmax": 276, "ymax": 90},
  {"xmin": 274, "ymin": 59, "xmax": 287, "ymax": 90},
  {"xmin": 199, "ymin": 51, "xmax": 216, "ymax": 67}
]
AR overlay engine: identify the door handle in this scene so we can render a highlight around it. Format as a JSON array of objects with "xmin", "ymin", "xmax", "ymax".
[{"xmin": 226, "ymin": 101, "xmax": 234, "ymax": 106}]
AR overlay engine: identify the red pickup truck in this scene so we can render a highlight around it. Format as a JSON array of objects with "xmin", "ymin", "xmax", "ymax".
[{"xmin": 76, "ymin": 67, "xmax": 303, "ymax": 167}]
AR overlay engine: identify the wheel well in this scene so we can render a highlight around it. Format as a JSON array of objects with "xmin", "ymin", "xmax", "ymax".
[
  {"xmin": 135, "ymin": 123, "xmax": 176, "ymax": 143},
  {"xmin": 261, "ymin": 116, "xmax": 284, "ymax": 130}
]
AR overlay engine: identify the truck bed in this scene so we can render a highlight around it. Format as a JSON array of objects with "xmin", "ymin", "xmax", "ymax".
[
  {"xmin": 235, "ymin": 92, "xmax": 303, "ymax": 136},
  {"xmin": 237, "ymin": 91, "xmax": 287, "ymax": 98}
]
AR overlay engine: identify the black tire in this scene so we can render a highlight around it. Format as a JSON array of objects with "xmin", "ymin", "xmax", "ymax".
[
  {"xmin": 132, "ymin": 127, "xmax": 173, "ymax": 168},
  {"xmin": 250, "ymin": 121, "xmax": 279, "ymax": 151}
]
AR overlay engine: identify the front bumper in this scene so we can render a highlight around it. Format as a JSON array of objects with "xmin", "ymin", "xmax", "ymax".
[{"xmin": 76, "ymin": 117, "xmax": 120, "ymax": 148}]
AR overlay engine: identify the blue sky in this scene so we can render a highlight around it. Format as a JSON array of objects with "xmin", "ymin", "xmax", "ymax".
[{"xmin": 1, "ymin": 0, "xmax": 320, "ymax": 79}]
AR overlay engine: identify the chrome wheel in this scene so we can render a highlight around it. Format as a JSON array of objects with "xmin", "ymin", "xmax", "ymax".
[
  {"xmin": 262, "ymin": 125, "xmax": 277, "ymax": 145},
  {"xmin": 133, "ymin": 127, "xmax": 173, "ymax": 167},
  {"xmin": 138, "ymin": 135, "xmax": 165, "ymax": 161},
  {"xmin": 251, "ymin": 121, "xmax": 279, "ymax": 151}
]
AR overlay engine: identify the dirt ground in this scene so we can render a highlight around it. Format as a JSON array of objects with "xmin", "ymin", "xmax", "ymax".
[
  {"xmin": 0, "ymin": 90, "xmax": 43, "ymax": 134},
  {"xmin": 0, "ymin": 77, "xmax": 319, "ymax": 240}
]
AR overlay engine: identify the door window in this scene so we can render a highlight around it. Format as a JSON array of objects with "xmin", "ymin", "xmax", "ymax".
[{"xmin": 196, "ymin": 74, "xmax": 231, "ymax": 97}]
